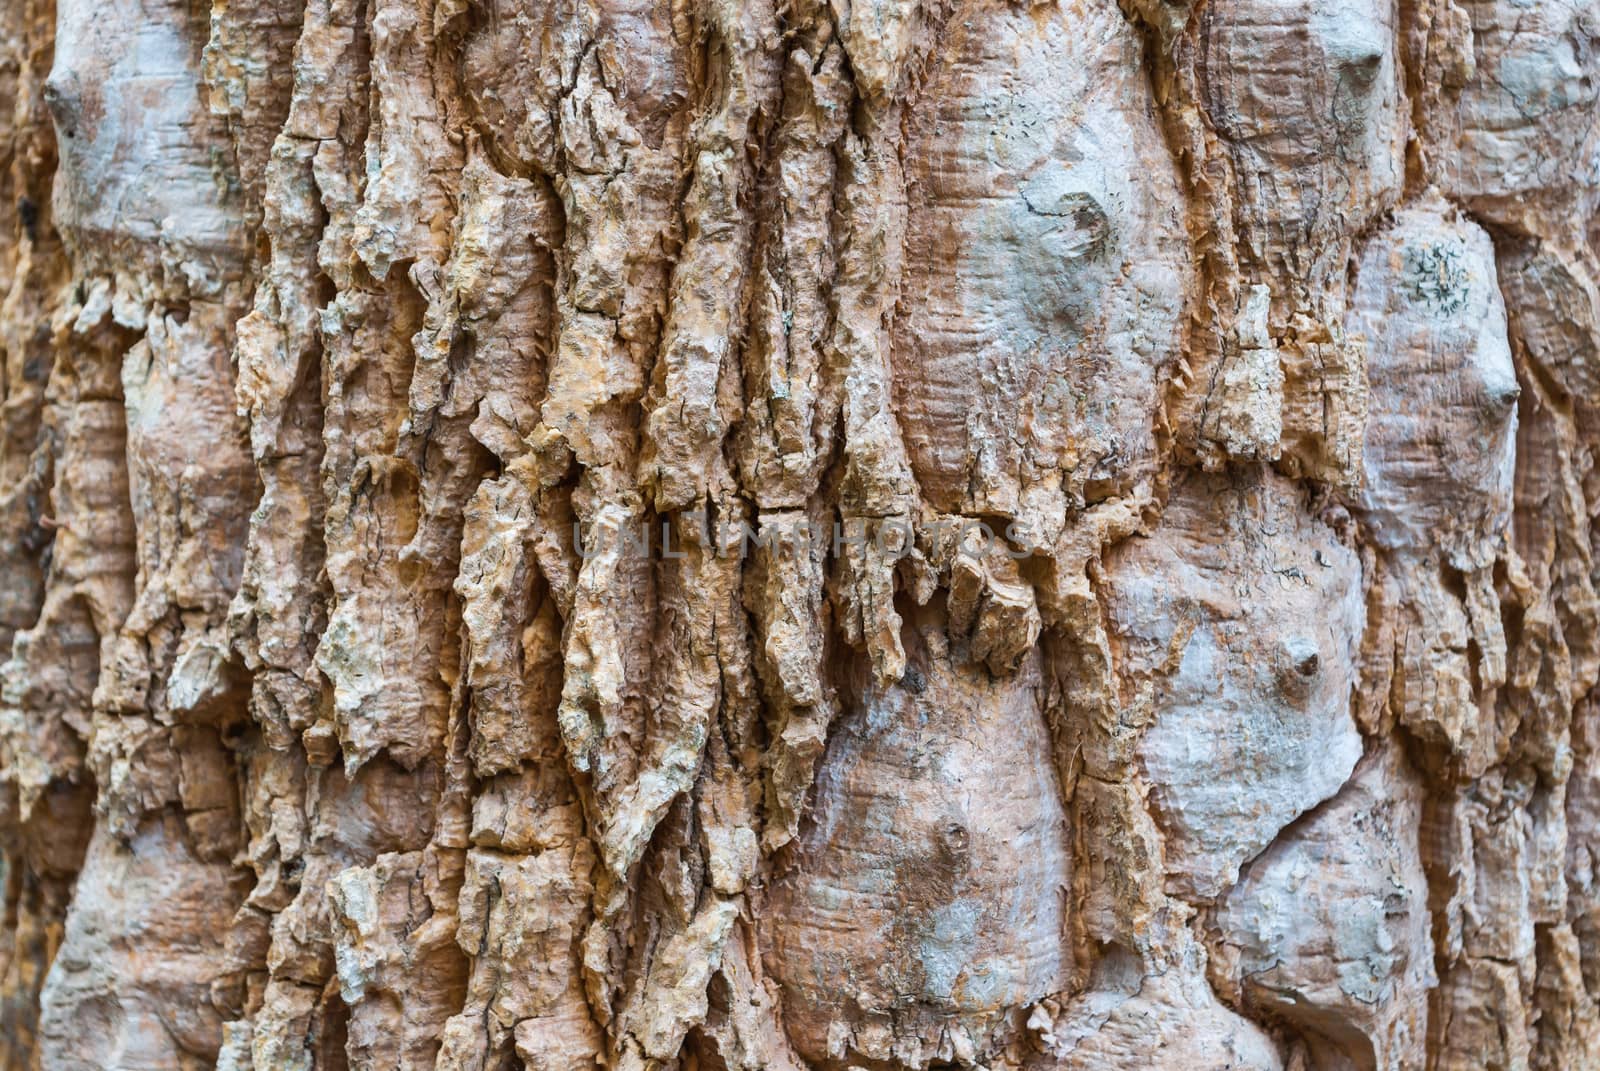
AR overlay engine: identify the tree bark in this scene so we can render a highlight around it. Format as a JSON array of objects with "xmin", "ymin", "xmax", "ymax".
[{"xmin": 1, "ymin": 0, "xmax": 1598, "ymax": 1068}]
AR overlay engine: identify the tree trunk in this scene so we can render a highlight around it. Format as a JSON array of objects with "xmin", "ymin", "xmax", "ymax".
[{"xmin": 1, "ymin": 0, "xmax": 1598, "ymax": 1068}]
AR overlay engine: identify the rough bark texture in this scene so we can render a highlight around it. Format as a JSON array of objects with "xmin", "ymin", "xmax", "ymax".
[{"xmin": 1, "ymin": 0, "xmax": 1599, "ymax": 1068}]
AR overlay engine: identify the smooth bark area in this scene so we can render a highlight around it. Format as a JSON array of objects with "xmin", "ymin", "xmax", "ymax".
[{"xmin": 1, "ymin": 0, "xmax": 1598, "ymax": 1068}]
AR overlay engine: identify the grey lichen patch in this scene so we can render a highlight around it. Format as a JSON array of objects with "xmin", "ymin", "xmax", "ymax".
[{"xmin": 1403, "ymin": 239, "xmax": 1475, "ymax": 317}]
